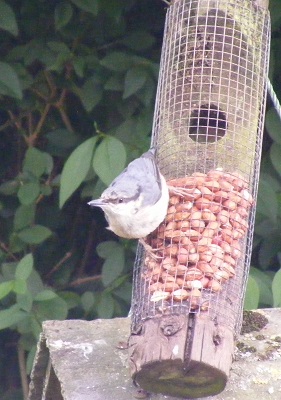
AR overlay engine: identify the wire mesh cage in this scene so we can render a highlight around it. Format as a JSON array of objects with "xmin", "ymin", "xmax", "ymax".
[{"xmin": 129, "ymin": 0, "xmax": 270, "ymax": 397}]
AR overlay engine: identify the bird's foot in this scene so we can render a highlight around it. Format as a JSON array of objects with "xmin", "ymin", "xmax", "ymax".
[
  {"xmin": 168, "ymin": 185, "xmax": 197, "ymax": 198},
  {"xmin": 139, "ymin": 238, "xmax": 162, "ymax": 260}
]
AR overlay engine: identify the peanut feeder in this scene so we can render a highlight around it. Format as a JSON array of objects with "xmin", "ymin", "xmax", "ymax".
[{"xmin": 128, "ymin": 0, "xmax": 270, "ymax": 398}]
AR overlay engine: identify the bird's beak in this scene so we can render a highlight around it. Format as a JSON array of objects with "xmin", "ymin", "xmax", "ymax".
[{"xmin": 88, "ymin": 199, "xmax": 106, "ymax": 208}]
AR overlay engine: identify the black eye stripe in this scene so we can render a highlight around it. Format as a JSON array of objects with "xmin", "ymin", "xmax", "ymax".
[{"xmin": 107, "ymin": 185, "xmax": 141, "ymax": 204}]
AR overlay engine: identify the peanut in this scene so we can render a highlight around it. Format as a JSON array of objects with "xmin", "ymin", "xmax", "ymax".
[
  {"xmin": 204, "ymin": 180, "xmax": 220, "ymax": 192},
  {"xmin": 200, "ymin": 186, "xmax": 215, "ymax": 200},
  {"xmin": 150, "ymin": 290, "xmax": 170, "ymax": 302},
  {"xmin": 207, "ymin": 279, "xmax": 222, "ymax": 292},
  {"xmin": 202, "ymin": 209, "xmax": 217, "ymax": 222},
  {"xmin": 175, "ymin": 201, "xmax": 193, "ymax": 212},
  {"xmin": 172, "ymin": 288, "xmax": 190, "ymax": 301},
  {"xmin": 177, "ymin": 247, "xmax": 189, "ymax": 264},
  {"xmin": 163, "ymin": 281, "xmax": 180, "ymax": 292},
  {"xmin": 143, "ymin": 170, "xmax": 254, "ymax": 312},
  {"xmin": 163, "ymin": 245, "xmax": 178, "ymax": 257},
  {"xmin": 185, "ymin": 268, "xmax": 203, "ymax": 281},
  {"xmin": 197, "ymin": 261, "xmax": 214, "ymax": 276},
  {"xmin": 195, "ymin": 197, "xmax": 211, "ymax": 210}
]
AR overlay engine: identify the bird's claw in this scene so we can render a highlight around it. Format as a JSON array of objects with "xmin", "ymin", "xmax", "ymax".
[{"xmin": 139, "ymin": 238, "xmax": 163, "ymax": 260}]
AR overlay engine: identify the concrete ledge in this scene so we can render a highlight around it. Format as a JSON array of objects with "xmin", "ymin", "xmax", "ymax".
[{"xmin": 29, "ymin": 309, "xmax": 281, "ymax": 400}]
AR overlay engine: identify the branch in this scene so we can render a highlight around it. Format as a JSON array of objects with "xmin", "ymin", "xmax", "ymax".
[
  {"xmin": 44, "ymin": 70, "xmax": 56, "ymax": 98},
  {"xmin": 18, "ymin": 343, "xmax": 29, "ymax": 400},
  {"xmin": 58, "ymin": 106, "xmax": 74, "ymax": 133},
  {"xmin": 45, "ymin": 251, "xmax": 73, "ymax": 280},
  {"xmin": 8, "ymin": 110, "xmax": 22, "ymax": 130},
  {"xmin": 0, "ymin": 242, "xmax": 19, "ymax": 261},
  {"xmin": 76, "ymin": 219, "xmax": 97, "ymax": 277},
  {"xmin": 67, "ymin": 275, "xmax": 102, "ymax": 287},
  {"xmin": 25, "ymin": 103, "xmax": 51, "ymax": 146},
  {"xmin": 54, "ymin": 88, "xmax": 75, "ymax": 132}
]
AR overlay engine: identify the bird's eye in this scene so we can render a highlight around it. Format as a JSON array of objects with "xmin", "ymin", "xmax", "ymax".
[{"xmin": 118, "ymin": 198, "xmax": 124, "ymax": 203}]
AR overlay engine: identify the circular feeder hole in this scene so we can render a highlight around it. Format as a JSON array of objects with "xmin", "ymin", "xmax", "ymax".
[{"xmin": 189, "ymin": 104, "xmax": 227, "ymax": 143}]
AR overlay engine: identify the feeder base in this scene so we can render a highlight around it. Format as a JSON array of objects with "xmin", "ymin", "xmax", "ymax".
[
  {"xmin": 129, "ymin": 314, "xmax": 234, "ymax": 398},
  {"xmin": 134, "ymin": 359, "xmax": 227, "ymax": 399}
]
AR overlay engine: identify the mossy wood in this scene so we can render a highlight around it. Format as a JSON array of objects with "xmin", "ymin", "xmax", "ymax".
[{"xmin": 129, "ymin": 314, "xmax": 233, "ymax": 398}]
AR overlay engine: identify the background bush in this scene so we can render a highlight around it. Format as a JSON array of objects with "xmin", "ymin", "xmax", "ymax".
[{"xmin": 0, "ymin": 0, "xmax": 280, "ymax": 398}]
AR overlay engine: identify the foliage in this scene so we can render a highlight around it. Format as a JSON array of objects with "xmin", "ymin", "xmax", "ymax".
[
  {"xmin": 0, "ymin": 0, "xmax": 164, "ymax": 397},
  {"xmin": 0, "ymin": 0, "xmax": 280, "ymax": 398},
  {"xmin": 244, "ymin": 0, "xmax": 281, "ymax": 309},
  {"xmin": 246, "ymin": 0, "xmax": 281, "ymax": 307}
]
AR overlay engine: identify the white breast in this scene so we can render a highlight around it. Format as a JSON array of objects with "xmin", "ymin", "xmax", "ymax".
[{"xmin": 104, "ymin": 174, "xmax": 169, "ymax": 239}]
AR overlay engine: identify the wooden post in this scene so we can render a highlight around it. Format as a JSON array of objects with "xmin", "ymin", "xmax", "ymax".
[{"xmin": 129, "ymin": 313, "xmax": 234, "ymax": 398}]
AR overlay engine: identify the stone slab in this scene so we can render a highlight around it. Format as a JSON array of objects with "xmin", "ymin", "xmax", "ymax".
[{"xmin": 28, "ymin": 309, "xmax": 281, "ymax": 400}]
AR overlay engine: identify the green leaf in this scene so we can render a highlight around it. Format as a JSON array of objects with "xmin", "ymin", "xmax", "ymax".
[
  {"xmin": 0, "ymin": 179, "xmax": 19, "ymax": 195},
  {"xmin": 55, "ymin": 2, "xmax": 73, "ymax": 30},
  {"xmin": 80, "ymin": 77, "xmax": 103, "ymax": 112},
  {"xmin": 15, "ymin": 253, "xmax": 33, "ymax": 280},
  {"xmin": 97, "ymin": 242, "xmax": 125, "ymax": 286},
  {"xmin": 27, "ymin": 270, "xmax": 45, "ymax": 297},
  {"xmin": 258, "ymin": 234, "xmax": 281, "ymax": 269},
  {"xmin": 266, "ymin": 108, "xmax": 281, "ymax": 145},
  {"xmin": 9, "ymin": 233, "xmax": 26, "ymax": 253},
  {"xmin": 14, "ymin": 204, "xmax": 35, "ymax": 231},
  {"xmin": 104, "ymin": 75, "xmax": 123, "ymax": 91},
  {"xmin": 244, "ymin": 275, "xmax": 260, "ymax": 310},
  {"xmin": 270, "ymin": 143, "xmax": 281, "ymax": 176},
  {"xmin": 34, "ymin": 296, "xmax": 68, "ymax": 321},
  {"xmin": 40, "ymin": 184, "xmax": 52, "ymax": 196},
  {"xmin": 136, "ymin": 76, "xmax": 155, "ymax": 106},
  {"xmin": 123, "ymin": 66, "xmax": 148, "ymax": 99},
  {"xmin": 100, "ymin": 52, "xmax": 133, "ymax": 72},
  {"xmin": 0, "ymin": 0, "xmax": 18, "ymax": 36},
  {"xmin": 59, "ymin": 136, "xmax": 97, "ymax": 207},
  {"xmin": 250, "ymin": 267, "xmax": 273, "ymax": 307},
  {"xmin": 272, "ymin": 268, "xmax": 281, "ymax": 307},
  {"xmin": 113, "ymin": 281, "xmax": 132, "ymax": 303},
  {"xmin": 0, "ymin": 305, "xmax": 27, "ymax": 330},
  {"xmin": 0, "ymin": 61, "xmax": 22, "ymax": 99},
  {"xmin": 17, "ymin": 182, "xmax": 40, "ymax": 205},
  {"xmin": 18, "ymin": 225, "xmax": 52, "ymax": 244},
  {"xmin": 96, "ymin": 240, "xmax": 119, "ymax": 258},
  {"xmin": 30, "ymin": 315, "xmax": 42, "ymax": 338},
  {"xmin": 97, "ymin": 293, "xmax": 115, "ymax": 319},
  {"xmin": 93, "ymin": 136, "xmax": 126, "ymax": 185},
  {"xmin": 70, "ymin": 0, "xmax": 98, "ymax": 15},
  {"xmin": 46, "ymin": 128, "xmax": 79, "ymax": 157},
  {"xmin": 34, "ymin": 290, "xmax": 57, "ymax": 301},
  {"xmin": 0, "ymin": 281, "xmax": 14, "ymax": 300},
  {"xmin": 58, "ymin": 291, "xmax": 81, "ymax": 309},
  {"xmin": 100, "ymin": 0, "xmax": 123, "ymax": 20},
  {"xmin": 47, "ymin": 41, "xmax": 71, "ymax": 55},
  {"xmin": 257, "ymin": 178, "xmax": 278, "ymax": 222},
  {"xmin": 81, "ymin": 291, "xmax": 95, "ymax": 312},
  {"xmin": 121, "ymin": 31, "xmax": 156, "ymax": 51},
  {"xmin": 13, "ymin": 279, "xmax": 27, "ymax": 294},
  {"xmin": 270, "ymin": 0, "xmax": 281, "ymax": 30},
  {"xmin": 17, "ymin": 291, "xmax": 33, "ymax": 312},
  {"xmin": 72, "ymin": 57, "xmax": 85, "ymax": 78},
  {"xmin": 23, "ymin": 147, "xmax": 53, "ymax": 178},
  {"xmin": 2, "ymin": 262, "xmax": 17, "ymax": 280}
]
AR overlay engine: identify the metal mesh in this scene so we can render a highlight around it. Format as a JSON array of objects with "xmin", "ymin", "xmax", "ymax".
[{"xmin": 131, "ymin": 0, "xmax": 270, "ymax": 335}]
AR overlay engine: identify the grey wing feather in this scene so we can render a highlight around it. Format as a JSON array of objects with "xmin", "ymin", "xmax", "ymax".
[
  {"xmin": 107, "ymin": 149, "xmax": 163, "ymax": 206},
  {"xmin": 127, "ymin": 149, "xmax": 162, "ymax": 206}
]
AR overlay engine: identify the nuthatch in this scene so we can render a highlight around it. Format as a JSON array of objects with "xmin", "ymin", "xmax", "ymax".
[{"xmin": 88, "ymin": 148, "xmax": 169, "ymax": 240}]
